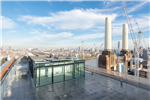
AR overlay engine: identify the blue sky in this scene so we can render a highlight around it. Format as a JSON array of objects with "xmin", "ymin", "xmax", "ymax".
[{"xmin": 1, "ymin": 1, "xmax": 150, "ymax": 49}]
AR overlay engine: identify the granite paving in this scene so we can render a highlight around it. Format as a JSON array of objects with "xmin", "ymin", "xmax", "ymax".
[{"xmin": 3, "ymin": 70, "xmax": 150, "ymax": 100}]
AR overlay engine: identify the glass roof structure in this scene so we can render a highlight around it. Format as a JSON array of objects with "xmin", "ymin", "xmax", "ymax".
[{"xmin": 28, "ymin": 56, "xmax": 85, "ymax": 87}]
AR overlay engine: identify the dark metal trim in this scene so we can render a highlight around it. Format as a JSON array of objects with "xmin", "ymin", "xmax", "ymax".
[
  {"xmin": 84, "ymin": 63, "xmax": 85, "ymax": 77},
  {"xmin": 73, "ymin": 64, "xmax": 75, "ymax": 79},
  {"xmin": 36, "ymin": 61, "xmax": 84, "ymax": 65},
  {"xmin": 64, "ymin": 65, "xmax": 65, "ymax": 81},
  {"xmin": 39, "ymin": 68, "xmax": 40, "ymax": 86},
  {"xmin": 52, "ymin": 65, "xmax": 53, "ymax": 83},
  {"xmin": 35, "ymin": 68, "xmax": 36, "ymax": 87}
]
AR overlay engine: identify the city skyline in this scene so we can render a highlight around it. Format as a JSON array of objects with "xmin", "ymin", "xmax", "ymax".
[{"xmin": 1, "ymin": 1, "xmax": 149, "ymax": 49}]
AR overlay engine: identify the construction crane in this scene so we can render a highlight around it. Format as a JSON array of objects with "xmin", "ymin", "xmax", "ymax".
[
  {"xmin": 120, "ymin": 0, "xmax": 148, "ymax": 77},
  {"xmin": 94, "ymin": 42, "xmax": 104, "ymax": 52},
  {"xmin": 132, "ymin": 15, "xmax": 147, "ymax": 50},
  {"xmin": 94, "ymin": 42, "xmax": 103, "ymax": 67},
  {"xmin": 100, "ymin": 43, "xmax": 104, "ymax": 50}
]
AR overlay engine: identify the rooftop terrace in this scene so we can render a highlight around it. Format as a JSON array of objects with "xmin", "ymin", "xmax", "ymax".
[
  {"xmin": 28, "ymin": 52, "xmax": 84, "ymax": 64},
  {"xmin": 3, "ymin": 65, "xmax": 150, "ymax": 100}
]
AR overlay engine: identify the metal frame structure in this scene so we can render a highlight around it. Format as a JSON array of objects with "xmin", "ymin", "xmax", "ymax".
[
  {"xmin": 29, "ymin": 58, "xmax": 85, "ymax": 87},
  {"xmin": 121, "ymin": 0, "xmax": 148, "ymax": 77}
]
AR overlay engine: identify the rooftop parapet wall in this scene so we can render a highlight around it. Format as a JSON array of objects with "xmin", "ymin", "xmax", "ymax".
[{"xmin": 0, "ymin": 59, "xmax": 15, "ymax": 80}]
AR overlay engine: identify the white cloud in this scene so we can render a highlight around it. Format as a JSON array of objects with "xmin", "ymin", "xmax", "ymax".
[
  {"xmin": 1, "ymin": 16, "xmax": 16, "ymax": 29},
  {"xmin": 69, "ymin": 0, "xmax": 82, "ymax": 2},
  {"xmin": 41, "ymin": 32, "xmax": 74, "ymax": 39},
  {"xmin": 73, "ymin": 33, "xmax": 104, "ymax": 40},
  {"xmin": 30, "ymin": 29, "xmax": 40, "ymax": 34},
  {"xmin": 8, "ymin": 30, "xmax": 16, "ymax": 33},
  {"xmin": 128, "ymin": 1, "xmax": 149, "ymax": 13},
  {"xmin": 111, "ymin": 14, "xmax": 150, "ymax": 37},
  {"xmin": 18, "ymin": 8, "xmax": 118, "ymax": 30},
  {"xmin": 17, "ymin": 32, "xmax": 74, "ymax": 43},
  {"xmin": 22, "ymin": 26, "xmax": 25, "ymax": 31}
]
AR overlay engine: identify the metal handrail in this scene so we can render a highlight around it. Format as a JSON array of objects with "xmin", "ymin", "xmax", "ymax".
[
  {"xmin": 85, "ymin": 65, "xmax": 150, "ymax": 87},
  {"xmin": 0, "ymin": 59, "xmax": 17, "ymax": 85},
  {"xmin": 0, "ymin": 60, "xmax": 13, "ymax": 72}
]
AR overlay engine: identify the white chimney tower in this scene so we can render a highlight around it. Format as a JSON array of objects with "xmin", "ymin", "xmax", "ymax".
[
  {"xmin": 122, "ymin": 24, "xmax": 128, "ymax": 50},
  {"xmin": 105, "ymin": 17, "xmax": 112, "ymax": 51}
]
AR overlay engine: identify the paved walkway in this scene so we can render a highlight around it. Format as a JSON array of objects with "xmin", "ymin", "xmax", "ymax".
[{"xmin": 3, "ymin": 70, "xmax": 150, "ymax": 100}]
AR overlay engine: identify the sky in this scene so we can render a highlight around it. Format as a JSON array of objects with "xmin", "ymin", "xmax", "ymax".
[{"xmin": 1, "ymin": 1, "xmax": 150, "ymax": 50}]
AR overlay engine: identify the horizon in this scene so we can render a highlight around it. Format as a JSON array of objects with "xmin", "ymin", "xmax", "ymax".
[{"xmin": 1, "ymin": 1, "xmax": 149, "ymax": 50}]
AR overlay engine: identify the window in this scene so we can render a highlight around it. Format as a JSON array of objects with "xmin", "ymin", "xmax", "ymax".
[
  {"xmin": 65, "ymin": 65, "xmax": 73, "ymax": 80},
  {"xmin": 34, "ymin": 60, "xmax": 85, "ymax": 87},
  {"xmin": 75, "ymin": 64, "xmax": 80, "ymax": 78},
  {"xmin": 80, "ymin": 63, "xmax": 85, "ymax": 77},
  {"xmin": 40, "ymin": 67, "xmax": 52, "ymax": 86},
  {"xmin": 53, "ymin": 66, "xmax": 64, "ymax": 83}
]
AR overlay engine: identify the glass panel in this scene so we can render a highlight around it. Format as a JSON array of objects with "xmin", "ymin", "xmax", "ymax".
[
  {"xmin": 69, "ymin": 61, "xmax": 74, "ymax": 63},
  {"xmin": 52, "ymin": 62, "xmax": 64, "ymax": 65},
  {"xmin": 65, "ymin": 61, "xmax": 70, "ymax": 64},
  {"xmin": 0, "ymin": 85, "xmax": 2, "ymax": 100},
  {"xmin": 75, "ymin": 64, "xmax": 80, "ymax": 78},
  {"xmin": 65, "ymin": 61, "xmax": 74, "ymax": 64},
  {"xmin": 0, "ymin": 83, "xmax": 4, "ymax": 100},
  {"xmin": 65, "ymin": 65, "xmax": 73, "ymax": 80},
  {"xmin": 45, "ymin": 63, "xmax": 51, "ymax": 66},
  {"xmin": 74, "ymin": 60, "xmax": 85, "ymax": 63},
  {"xmin": 80, "ymin": 63, "xmax": 84, "ymax": 77},
  {"xmin": 37, "ymin": 63, "xmax": 45, "ymax": 67},
  {"xmin": 59, "ymin": 62, "xmax": 64, "ymax": 65},
  {"xmin": 40, "ymin": 67, "xmax": 52, "ymax": 86},
  {"xmin": 53, "ymin": 66, "xmax": 64, "ymax": 83},
  {"xmin": 36, "ymin": 68, "xmax": 39, "ymax": 87},
  {"xmin": 53, "ymin": 62, "xmax": 59, "ymax": 65},
  {"xmin": 36, "ymin": 63, "xmax": 51, "ymax": 67}
]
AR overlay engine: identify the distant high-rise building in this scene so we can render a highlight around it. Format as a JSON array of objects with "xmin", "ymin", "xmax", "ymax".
[
  {"xmin": 118, "ymin": 41, "xmax": 120, "ymax": 50},
  {"xmin": 9, "ymin": 46, "xmax": 12, "ymax": 51},
  {"xmin": 60, "ymin": 48, "xmax": 64, "ymax": 51},
  {"xmin": 68, "ymin": 47, "xmax": 70, "ymax": 50},
  {"xmin": 91, "ymin": 48, "xmax": 95, "ymax": 52},
  {"xmin": 79, "ymin": 46, "xmax": 81, "ymax": 51}
]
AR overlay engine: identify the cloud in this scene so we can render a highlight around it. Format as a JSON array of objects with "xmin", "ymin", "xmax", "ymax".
[
  {"xmin": 18, "ymin": 8, "xmax": 118, "ymax": 30},
  {"xmin": 1, "ymin": 16, "xmax": 16, "ymax": 29},
  {"xmin": 22, "ymin": 26, "xmax": 25, "ymax": 31},
  {"xmin": 5, "ymin": 30, "xmax": 16, "ymax": 34},
  {"xmin": 8, "ymin": 30, "xmax": 16, "ymax": 33},
  {"xmin": 73, "ymin": 33, "xmax": 104, "ymax": 40},
  {"xmin": 47, "ymin": 0, "xmax": 52, "ymax": 5},
  {"xmin": 111, "ymin": 14, "xmax": 150, "ymax": 37},
  {"xmin": 128, "ymin": 1, "xmax": 149, "ymax": 13},
  {"xmin": 69, "ymin": 0, "xmax": 82, "ymax": 2},
  {"xmin": 30, "ymin": 29, "xmax": 40, "ymax": 34},
  {"xmin": 41, "ymin": 32, "xmax": 74, "ymax": 39},
  {"xmin": 40, "ymin": 42, "xmax": 55, "ymax": 45},
  {"xmin": 16, "ymin": 32, "xmax": 74, "ymax": 43}
]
